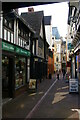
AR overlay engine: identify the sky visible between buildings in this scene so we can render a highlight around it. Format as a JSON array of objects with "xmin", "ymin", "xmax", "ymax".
[{"xmin": 19, "ymin": 2, "xmax": 69, "ymax": 39}]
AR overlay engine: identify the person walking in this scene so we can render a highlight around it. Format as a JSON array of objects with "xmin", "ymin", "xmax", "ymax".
[
  {"xmin": 63, "ymin": 69, "xmax": 65, "ymax": 79},
  {"xmin": 57, "ymin": 70, "xmax": 59, "ymax": 80}
]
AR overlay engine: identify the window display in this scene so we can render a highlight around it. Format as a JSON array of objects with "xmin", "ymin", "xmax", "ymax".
[{"xmin": 15, "ymin": 56, "xmax": 26, "ymax": 88}]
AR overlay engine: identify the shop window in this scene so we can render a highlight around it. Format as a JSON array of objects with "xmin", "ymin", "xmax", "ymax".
[
  {"xmin": 9, "ymin": 22, "xmax": 12, "ymax": 29},
  {"xmin": 21, "ymin": 30, "xmax": 23, "ymax": 36},
  {"xmin": 15, "ymin": 56, "xmax": 26, "ymax": 88},
  {"xmin": 4, "ymin": 18, "xmax": 8, "ymax": 26}
]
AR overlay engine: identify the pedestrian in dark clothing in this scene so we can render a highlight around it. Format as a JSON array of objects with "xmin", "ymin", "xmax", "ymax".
[
  {"xmin": 63, "ymin": 70, "xmax": 65, "ymax": 79},
  {"xmin": 57, "ymin": 73, "xmax": 59, "ymax": 80},
  {"xmin": 57, "ymin": 71, "xmax": 59, "ymax": 80}
]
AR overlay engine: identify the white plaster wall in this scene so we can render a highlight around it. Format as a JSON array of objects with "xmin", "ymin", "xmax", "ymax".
[
  {"xmin": 40, "ymin": 22, "xmax": 43, "ymax": 39},
  {"xmin": 45, "ymin": 25, "xmax": 52, "ymax": 47}
]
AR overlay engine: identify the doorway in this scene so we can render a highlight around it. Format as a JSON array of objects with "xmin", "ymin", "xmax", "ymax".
[{"xmin": 2, "ymin": 55, "xmax": 13, "ymax": 100}]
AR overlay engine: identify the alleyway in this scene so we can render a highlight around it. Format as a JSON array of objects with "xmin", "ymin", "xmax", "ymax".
[{"xmin": 2, "ymin": 74, "xmax": 80, "ymax": 119}]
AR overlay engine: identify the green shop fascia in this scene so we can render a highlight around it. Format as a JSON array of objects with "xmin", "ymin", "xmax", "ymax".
[{"xmin": 2, "ymin": 41, "xmax": 31, "ymax": 57}]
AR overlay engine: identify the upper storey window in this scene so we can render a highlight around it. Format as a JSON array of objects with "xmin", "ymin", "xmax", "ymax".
[
  {"xmin": 3, "ymin": 18, "xmax": 14, "ymax": 31},
  {"xmin": 4, "ymin": 19, "xmax": 7, "ymax": 24},
  {"xmin": 9, "ymin": 22, "xmax": 13, "ymax": 29}
]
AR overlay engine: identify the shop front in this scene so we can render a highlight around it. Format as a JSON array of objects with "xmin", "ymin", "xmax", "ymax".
[
  {"xmin": 30, "ymin": 56, "xmax": 45, "ymax": 83},
  {"xmin": 2, "ymin": 41, "xmax": 30, "ymax": 98}
]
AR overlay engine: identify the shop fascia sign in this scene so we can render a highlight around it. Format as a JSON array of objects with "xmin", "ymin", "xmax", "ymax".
[
  {"xmin": 16, "ymin": 47, "xmax": 30, "ymax": 56},
  {"xmin": 2, "ymin": 41, "xmax": 15, "ymax": 52},
  {"xmin": 2, "ymin": 41, "xmax": 31, "ymax": 56}
]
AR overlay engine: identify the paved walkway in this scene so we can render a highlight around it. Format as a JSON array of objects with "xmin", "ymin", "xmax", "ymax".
[{"xmin": 2, "ymin": 74, "xmax": 80, "ymax": 119}]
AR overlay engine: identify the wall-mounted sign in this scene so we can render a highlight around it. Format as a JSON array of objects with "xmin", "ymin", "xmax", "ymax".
[
  {"xmin": 15, "ymin": 47, "xmax": 30, "ymax": 56},
  {"xmin": 2, "ymin": 41, "xmax": 15, "ymax": 52},
  {"xmin": 68, "ymin": 43, "xmax": 73, "ymax": 50},
  {"xmin": 2, "ymin": 41, "xmax": 31, "ymax": 57}
]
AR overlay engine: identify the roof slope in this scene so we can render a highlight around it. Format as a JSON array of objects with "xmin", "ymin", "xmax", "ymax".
[
  {"xmin": 21, "ymin": 11, "xmax": 44, "ymax": 37},
  {"xmin": 52, "ymin": 27, "xmax": 60, "ymax": 39},
  {"xmin": 44, "ymin": 16, "xmax": 51, "ymax": 25}
]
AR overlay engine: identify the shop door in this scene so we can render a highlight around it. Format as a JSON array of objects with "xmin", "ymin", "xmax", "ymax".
[{"xmin": 2, "ymin": 56, "xmax": 13, "ymax": 98}]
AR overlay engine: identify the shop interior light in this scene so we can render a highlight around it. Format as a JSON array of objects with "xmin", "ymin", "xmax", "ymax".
[{"xmin": 5, "ymin": 56, "xmax": 7, "ymax": 59}]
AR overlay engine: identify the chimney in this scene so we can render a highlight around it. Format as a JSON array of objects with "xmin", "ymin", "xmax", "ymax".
[{"xmin": 28, "ymin": 7, "xmax": 34, "ymax": 12}]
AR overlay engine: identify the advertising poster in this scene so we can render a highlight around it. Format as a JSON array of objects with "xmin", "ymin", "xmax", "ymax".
[{"xmin": 29, "ymin": 79, "xmax": 36, "ymax": 90}]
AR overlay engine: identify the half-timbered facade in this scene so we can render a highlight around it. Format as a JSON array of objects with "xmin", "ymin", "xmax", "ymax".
[
  {"xmin": 21, "ymin": 10, "xmax": 47, "ymax": 82},
  {"xmin": 2, "ymin": 9, "xmax": 35, "ymax": 98}
]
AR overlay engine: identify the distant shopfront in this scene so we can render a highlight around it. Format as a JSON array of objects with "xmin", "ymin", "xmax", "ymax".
[{"xmin": 2, "ymin": 41, "xmax": 30, "ymax": 98}]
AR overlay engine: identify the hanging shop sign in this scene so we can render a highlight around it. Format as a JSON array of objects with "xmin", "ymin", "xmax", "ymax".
[
  {"xmin": 68, "ymin": 43, "xmax": 73, "ymax": 50},
  {"xmin": 2, "ymin": 41, "xmax": 15, "ymax": 52},
  {"xmin": 2, "ymin": 41, "xmax": 31, "ymax": 57}
]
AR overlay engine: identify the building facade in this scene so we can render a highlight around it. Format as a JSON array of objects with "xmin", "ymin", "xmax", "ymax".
[
  {"xmin": 47, "ymin": 49, "xmax": 54, "ymax": 78},
  {"xmin": 2, "ymin": 9, "xmax": 35, "ymax": 98},
  {"xmin": 52, "ymin": 27, "xmax": 62, "ymax": 72},
  {"xmin": 21, "ymin": 9, "xmax": 47, "ymax": 82},
  {"xmin": 61, "ymin": 41, "xmax": 66, "ymax": 73},
  {"xmin": 44, "ymin": 16, "xmax": 53, "ymax": 50},
  {"xmin": 68, "ymin": 1, "xmax": 80, "ymax": 80}
]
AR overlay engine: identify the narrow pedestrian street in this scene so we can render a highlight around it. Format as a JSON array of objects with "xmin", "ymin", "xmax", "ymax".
[
  {"xmin": 2, "ymin": 74, "xmax": 80, "ymax": 119},
  {"xmin": 1, "ymin": 1, "xmax": 80, "ymax": 120}
]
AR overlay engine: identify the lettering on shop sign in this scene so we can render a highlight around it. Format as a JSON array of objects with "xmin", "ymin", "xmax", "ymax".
[
  {"xmin": 2, "ymin": 41, "xmax": 31, "ymax": 56},
  {"xmin": 2, "ymin": 42, "xmax": 15, "ymax": 52},
  {"xmin": 16, "ymin": 47, "xmax": 31, "ymax": 56}
]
